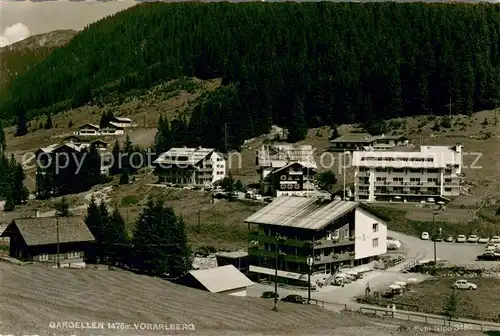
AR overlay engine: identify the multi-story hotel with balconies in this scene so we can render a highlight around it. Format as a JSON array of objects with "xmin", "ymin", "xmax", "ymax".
[
  {"xmin": 153, "ymin": 146, "xmax": 226, "ymax": 187},
  {"xmin": 244, "ymin": 196, "xmax": 387, "ymax": 286},
  {"xmin": 352, "ymin": 145, "xmax": 463, "ymax": 203}
]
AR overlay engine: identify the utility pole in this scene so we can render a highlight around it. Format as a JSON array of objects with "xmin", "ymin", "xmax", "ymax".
[
  {"xmin": 197, "ymin": 210, "xmax": 201, "ymax": 234},
  {"xmin": 343, "ymin": 151, "xmax": 348, "ymax": 200},
  {"xmin": 273, "ymin": 234, "xmax": 286, "ymax": 312},
  {"xmin": 433, "ymin": 212, "xmax": 438, "ymax": 264},
  {"xmin": 56, "ymin": 217, "xmax": 60, "ymax": 268}
]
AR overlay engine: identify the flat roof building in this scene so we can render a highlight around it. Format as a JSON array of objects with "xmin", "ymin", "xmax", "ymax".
[{"xmin": 352, "ymin": 144, "xmax": 463, "ymax": 203}]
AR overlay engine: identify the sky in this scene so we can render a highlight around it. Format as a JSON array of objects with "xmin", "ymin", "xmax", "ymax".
[{"xmin": 0, "ymin": 0, "xmax": 138, "ymax": 47}]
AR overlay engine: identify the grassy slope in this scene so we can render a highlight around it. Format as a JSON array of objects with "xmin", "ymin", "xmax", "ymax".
[
  {"xmin": 389, "ymin": 277, "xmax": 500, "ymax": 322},
  {"xmin": 0, "ymin": 262, "xmax": 440, "ymax": 336}
]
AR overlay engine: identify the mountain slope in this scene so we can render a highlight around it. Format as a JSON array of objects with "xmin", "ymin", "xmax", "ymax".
[
  {"xmin": 2, "ymin": 2, "xmax": 500, "ymax": 151},
  {"xmin": 0, "ymin": 29, "xmax": 77, "ymax": 92}
]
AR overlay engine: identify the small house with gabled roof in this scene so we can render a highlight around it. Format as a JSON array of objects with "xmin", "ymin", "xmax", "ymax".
[{"xmin": 0, "ymin": 217, "xmax": 95, "ymax": 268}]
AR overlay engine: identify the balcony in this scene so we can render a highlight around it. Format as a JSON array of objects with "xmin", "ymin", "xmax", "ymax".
[
  {"xmin": 248, "ymin": 232, "xmax": 308, "ymax": 248},
  {"xmin": 248, "ymin": 248, "xmax": 307, "ymax": 263},
  {"xmin": 374, "ymin": 190, "xmax": 439, "ymax": 196},
  {"xmin": 357, "ymin": 172, "xmax": 370, "ymax": 177},
  {"xmin": 314, "ymin": 237, "xmax": 355, "ymax": 249},
  {"xmin": 374, "ymin": 181, "xmax": 440, "ymax": 187},
  {"xmin": 314, "ymin": 252, "xmax": 354, "ymax": 264}
]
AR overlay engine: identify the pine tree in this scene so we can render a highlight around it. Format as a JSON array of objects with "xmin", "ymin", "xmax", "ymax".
[
  {"xmin": 0, "ymin": 120, "xmax": 6, "ymax": 151},
  {"xmin": 444, "ymin": 289, "xmax": 459, "ymax": 320},
  {"xmin": 55, "ymin": 197, "xmax": 71, "ymax": 217},
  {"xmin": 106, "ymin": 208, "xmax": 129, "ymax": 265},
  {"xmin": 98, "ymin": 202, "xmax": 111, "ymax": 262},
  {"xmin": 110, "ymin": 140, "xmax": 121, "ymax": 175},
  {"xmin": 84, "ymin": 197, "xmax": 101, "ymax": 263},
  {"xmin": 4, "ymin": 195, "xmax": 15, "ymax": 212},
  {"xmin": 15, "ymin": 111, "xmax": 28, "ymax": 137},
  {"xmin": 44, "ymin": 113, "xmax": 53, "ymax": 129},
  {"xmin": 287, "ymin": 93, "xmax": 307, "ymax": 142},
  {"xmin": 132, "ymin": 197, "xmax": 191, "ymax": 276},
  {"xmin": 119, "ymin": 170, "xmax": 129, "ymax": 185},
  {"xmin": 80, "ymin": 144, "xmax": 102, "ymax": 189},
  {"xmin": 12, "ymin": 160, "xmax": 28, "ymax": 204}
]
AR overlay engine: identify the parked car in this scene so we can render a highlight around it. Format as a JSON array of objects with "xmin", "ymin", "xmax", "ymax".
[
  {"xmin": 478, "ymin": 237, "xmax": 490, "ymax": 244},
  {"xmin": 281, "ymin": 295, "xmax": 305, "ymax": 304},
  {"xmin": 491, "ymin": 236, "xmax": 500, "ymax": 244},
  {"xmin": 444, "ymin": 235, "xmax": 454, "ymax": 242},
  {"xmin": 451, "ymin": 280, "xmax": 477, "ymax": 290},
  {"xmin": 261, "ymin": 291, "xmax": 279, "ymax": 299},
  {"xmin": 421, "ymin": 232, "xmax": 429, "ymax": 240},
  {"xmin": 456, "ymin": 235, "xmax": 467, "ymax": 243},
  {"xmin": 477, "ymin": 252, "xmax": 500, "ymax": 261},
  {"xmin": 432, "ymin": 235, "xmax": 442, "ymax": 242},
  {"xmin": 467, "ymin": 235, "xmax": 479, "ymax": 243}
]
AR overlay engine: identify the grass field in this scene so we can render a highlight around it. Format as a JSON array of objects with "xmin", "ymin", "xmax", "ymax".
[
  {"xmin": 389, "ymin": 277, "xmax": 500, "ymax": 322},
  {"xmin": 0, "ymin": 262, "xmax": 461, "ymax": 336}
]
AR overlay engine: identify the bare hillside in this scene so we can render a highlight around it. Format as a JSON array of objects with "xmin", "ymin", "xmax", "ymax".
[{"xmin": 0, "ymin": 262, "xmax": 455, "ymax": 336}]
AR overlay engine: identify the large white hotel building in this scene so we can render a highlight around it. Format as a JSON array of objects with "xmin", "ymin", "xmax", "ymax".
[{"xmin": 352, "ymin": 145, "xmax": 463, "ymax": 202}]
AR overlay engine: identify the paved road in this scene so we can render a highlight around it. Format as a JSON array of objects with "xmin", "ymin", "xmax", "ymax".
[
  {"xmin": 388, "ymin": 230, "xmax": 485, "ymax": 264},
  {"xmin": 248, "ymin": 230, "xmax": 487, "ymax": 303}
]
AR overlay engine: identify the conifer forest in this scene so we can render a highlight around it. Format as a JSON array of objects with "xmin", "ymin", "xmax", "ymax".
[{"xmin": 3, "ymin": 2, "xmax": 500, "ymax": 150}]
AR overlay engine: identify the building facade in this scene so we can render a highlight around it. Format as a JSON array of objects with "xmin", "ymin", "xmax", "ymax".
[
  {"xmin": 153, "ymin": 147, "xmax": 226, "ymax": 187},
  {"xmin": 330, "ymin": 133, "xmax": 409, "ymax": 152},
  {"xmin": 75, "ymin": 124, "xmax": 100, "ymax": 136},
  {"xmin": 100, "ymin": 122, "xmax": 124, "ymax": 135},
  {"xmin": 0, "ymin": 217, "xmax": 95, "ymax": 268},
  {"xmin": 352, "ymin": 145, "xmax": 463, "ymax": 203},
  {"xmin": 256, "ymin": 144, "xmax": 317, "ymax": 196},
  {"xmin": 110, "ymin": 117, "xmax": 132, "ymax": 128},
  {"xmin": 245, "ymin": 196, "xmax": 387, "ymax": 286}
]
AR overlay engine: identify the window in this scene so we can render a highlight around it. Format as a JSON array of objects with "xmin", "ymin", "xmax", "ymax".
[
  {"xmin": 445, "ymin": 188, "xmax": 452, "ymax": 192},
  {"xmin": 372, "ymin": 223, "xmax": 379, "ymax": 232},
  {"xmin": 445, "ymin": 179, "xmax": 452, "ymax": 183},
  {"xmin": 39, "ymin": 254, "xmax": 49, "ymax": 261},
  {"xmin": 372, "ymin": 238, "xmax": 379, "ymax": 248},
  {"xmin": 67, "ymin": 251, "xmax": 80, "ymax": 259}
]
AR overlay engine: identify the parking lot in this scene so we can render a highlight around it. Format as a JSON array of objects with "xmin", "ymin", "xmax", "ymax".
[{"xmin": 247, "ymin": 230, "xmax": 487, "ymax": 305}]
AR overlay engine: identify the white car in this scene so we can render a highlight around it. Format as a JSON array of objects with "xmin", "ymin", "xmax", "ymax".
[
  {"xmin": 491, "ymin": 236, "xmax": 500, "ymax": 244},
  {"xmin": 451, "ymin": 280, "xmax": 477, "ymax": 290},
  {"xmin": 478, "ymin": 237, "xmax": 490, "ymax": 244},
  {"xmin": 467, "ymin": 235, "xmax": 479, "ymax": 243},
  {"xmin": 456, "ymin": 235, "xmax": 467, "ymax": 243},
  {"xmin": 421, "ymin": 232, "xmax": 429, "ymax": 240}
]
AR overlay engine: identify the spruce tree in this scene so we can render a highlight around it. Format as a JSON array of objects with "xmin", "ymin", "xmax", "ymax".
[
  {"xmin": 84, "ymin": 197, "xmax": 101, "ymax": 263},
  {"xmin": 107, "ymin": 208, "xmax": 129, "ymax": 265},
  {"xmin": 55, "ymin": 197, "xmax": 71, "ymax": 217},
  {"xmin": 4, "ymin": 195, "xmax": 15, "ymax": 212},
  {"xmin": 44, "ymin": 113, "xmax": 53, "ymax": 129},
  {"xmin": 15, "ymin": 111, "xmax": 28, "ymax": 137},
  {"xmin": 110, "ymin": 140, "xmax": 121, "ymax": 175},
  {"xmin": 119, "ymin": 170, "xmax": 129, "ymax": 185},
  {"xmin": 0, "ymin": 120, "xmax": 6, "ymax": 151},
  {"xmin": 132, "ymin": 197, "xmax": 191, "ymax": 276},
  {"xmin": 98, "ymin": 202, "xmax": 111, "ymax": 262},
  {"xmin": 287, "ymin": 94, "xmax": 307, "ymax": 142}
]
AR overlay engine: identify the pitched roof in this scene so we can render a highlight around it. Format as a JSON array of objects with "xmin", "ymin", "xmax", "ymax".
[
  {"xmin": 64, "ymin": 135, "xmax": 89, "ymax": 142},
  {"xmin": 331, "ymin": 133, "xmax": 407, "ymax": 143},
  {"xmin": 257, "ymin": 144, "xmax": 317, "ymax": 168},
  {"xmin": 188, "ymin": 265, "xmax": 253, "ymax": 293},
  {"xmin": 216, "ymin": 251, "xmax": 248, "ymax": 259},
  {"xmin": 106, "ymin": 122, "xmax": 124, "ymax": 129},
  {"xmin": 112, "ymin": 117, "xmax": 132, "ymax": 122},
  {"xmin": 1, "ymin": 217, "xmax": 95, "ymax": 246},
  {"xmin": 153, "ymin": 147, "xmax": 217, "ymax": 166},
  {"xmin": 245, "ymin": 196, "xmax": 384, "ymax": 230},
  {"xmin": 79, "ymin": 123, "xmax": 99, "ymax": 129},
  {"xmin": 37, "ymin": 143, "xmax": 82, "ymax": 155}
]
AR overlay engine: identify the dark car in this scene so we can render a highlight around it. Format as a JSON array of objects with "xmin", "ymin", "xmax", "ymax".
[
  {"xmin": 261, "ymin": 291, "xmax": 279, "ymax": 299},
  {"xmin": 432, "ymin": 236, "xmax": 443, "ymax": 242},
  {"xmin": 477, "ymin": 253, "xmax": 500, "ymax": 261},
  {"xmin": 281, "ymin": 294, "xmax": 305, "ymax": 304}
]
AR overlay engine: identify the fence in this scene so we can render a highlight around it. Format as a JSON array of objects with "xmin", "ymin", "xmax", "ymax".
[{"xmin": 308, "ymin": 299, "xmax": 500, "ymax": 332}]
